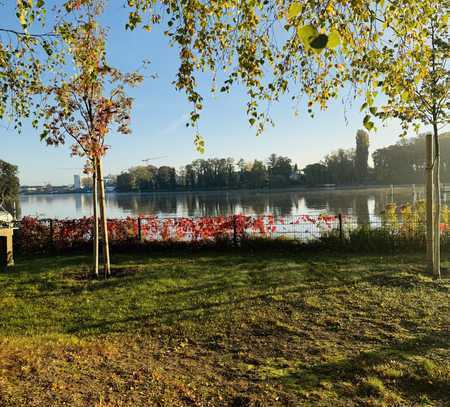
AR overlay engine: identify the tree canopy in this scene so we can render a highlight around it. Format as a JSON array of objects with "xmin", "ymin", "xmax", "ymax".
[
  {"xmin": 0, "ymin": 1, "xmax": 59, "ymax": 129},
  {"xmin": 3, "ymin": 1, "xmax": 446, "ymax": 146},
  {"xmin": 128, "ymin": 0, "xmax": 448, "ymax": 149}
]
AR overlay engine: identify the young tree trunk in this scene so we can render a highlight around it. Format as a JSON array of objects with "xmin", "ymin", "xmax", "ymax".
[
  {"xmin": 426, "ymin": 133, "xmax": 434, "ymax": 272},
  {"xmin": 433, "ymin": 125, "xmax": 441, "ymax": 279},
  {"xmin": 92, "ymin": 162, "xmax": 99, "ymax": 277},
  {"xmin": 97, "ymin": 156, "xmax": 111, "ymax": 276}
]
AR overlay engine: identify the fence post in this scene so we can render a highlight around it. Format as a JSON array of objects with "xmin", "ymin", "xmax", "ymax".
[
  {"xmin": 233, "ymin": 215, "xmax": 237, "ymax": 247},
  {"xmin": 137, "ymin": 216, "xmax": 142, "ymax": 242},
  {"xmin": 338, "ymin": 214, "xmax": 343, "ymax": 242}
]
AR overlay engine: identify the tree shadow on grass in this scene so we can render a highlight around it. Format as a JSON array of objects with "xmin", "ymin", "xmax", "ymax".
[
  {"xmin": 6, "ymin": 252, "xmax": 313, "ymax": 298},
  {"xmin": 278, "ymin": 330, "xmax": 450, "ymax": 404},
  {"xmin": 3, "ymin": 252, "xmax": 446, "ymax": 340},
  {"xmin": 362, "ymin": 272, "xmax": 450, "ymax": 292},
  {"xmin": 62, "ymin": 266, "xmax": 447, "ymax": 337},
  {"xmin": 12, "ymin": 254, "xmax": 90, "ymax": 273},
  {"xmin": 63, "ymin": 284, "xmax": 306, "ymax": 335}
]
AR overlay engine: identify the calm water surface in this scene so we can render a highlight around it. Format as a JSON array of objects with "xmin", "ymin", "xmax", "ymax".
[{"xmin": 19, "ymin": 186, "xmax": 436, "ymax": 221}]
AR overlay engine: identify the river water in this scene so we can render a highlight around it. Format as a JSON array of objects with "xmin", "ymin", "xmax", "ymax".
[{"xmin": 19, "ymin": 186, "xmax": 435, "ymax": 221}]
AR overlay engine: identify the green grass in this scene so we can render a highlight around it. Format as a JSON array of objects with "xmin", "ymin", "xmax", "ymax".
[{"xmin": 0, "ymin": 251, "xmax": 449, "ymax": 406}]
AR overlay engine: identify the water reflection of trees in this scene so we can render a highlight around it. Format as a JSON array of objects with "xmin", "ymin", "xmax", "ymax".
[
  {"xmin": 114, "ymin": 194, "xmax": 158, "ymax": 215},
  {"xmin": 266, "ymin": 192, "xmax": 294, "ymax": 216},
  {"xmin": 302, "ymin": 191, "xmax": 371, "ymax": 225},
  {"xmin": 30, "ymin": 187, "xmax": 439, "ymax": 220},
  {"xmin": 238, "ymin": 192, "xmax": 266, "ymax": 215},
  {"xmin": 112, "ymin": 190, "xmax": 375, "ymax": 219},
  {"xmin": 156, "ymin": 194, "xmax": 178, "ymax": 215},
  {"xmin": 354, "ymin": 195, "xmax": 369, "ymax": 226},
  {"xmin": 113, "ymin": 190, "xmax": 294, "ymax": 217}
]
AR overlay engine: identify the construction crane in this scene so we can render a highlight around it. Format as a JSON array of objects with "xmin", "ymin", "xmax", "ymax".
[
  {"xmin": 142, "ymin": 156, "xmax": 168, "ymax": 163},
  {"xmin": 56, "ymin": 167, "xmax": 84, "ymax": 170}
]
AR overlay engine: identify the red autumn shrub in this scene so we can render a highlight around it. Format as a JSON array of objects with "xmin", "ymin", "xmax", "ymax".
[
  {"xmin": 14, "ymin": 214, "xmax": 342, "ymax": 253},
  {"xmin": 107, "ymin": 217, "xmax": 137, "ymax": 241},
  {"xmin": 15, "ymin": 216, "xmax": 51, "ymax": 252}
]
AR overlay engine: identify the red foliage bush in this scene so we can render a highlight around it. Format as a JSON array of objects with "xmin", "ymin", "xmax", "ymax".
[{"xmin": 14, "ymin": 214, "xmax": 340, "ymax": 253}]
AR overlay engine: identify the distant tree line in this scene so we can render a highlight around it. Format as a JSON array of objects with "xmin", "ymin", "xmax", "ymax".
[
  {"xmin": 116, "ymin": 154, "xmax": 299, "ymax": 192},
  {"xmin": 114, "ymin": 131, "xmax": 450, "ymax": 192},
  {"xmin": 372, "ymin": 133, "xmax": 450, "ymax": 185},
  {"xmin": 303, "ymin": 130, "xmax": 369, "ymax": 186}
]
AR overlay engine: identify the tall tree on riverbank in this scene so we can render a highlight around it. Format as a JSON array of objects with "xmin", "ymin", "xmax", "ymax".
[
  {"xmin": 0, "ymin": 160, "xmax": 19, "ymax": 216},
  {"xmin": 41, "ymin": 0, "xmax": 143, "ymax": 276},
  {"xmin": 352, "ymin": 2, "xmax": 448, "ymax": 278},
  {"xmin": 355, "ymin": 130, "xmax": 369, "ymax": 182}
]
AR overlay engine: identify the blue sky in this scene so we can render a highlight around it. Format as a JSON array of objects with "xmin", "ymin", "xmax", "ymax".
[{"xmin": 1, "ymin": 2, "xmax": 410, "ymax": 185}]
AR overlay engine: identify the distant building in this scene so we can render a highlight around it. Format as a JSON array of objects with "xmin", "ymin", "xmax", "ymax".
[
  {"xmin": 73, "ymin": 174, "xmax": 81, "ymax": 190},
  {"xmin": 20, "ymin": 185, "xmax": 42, "ymax": 193}
]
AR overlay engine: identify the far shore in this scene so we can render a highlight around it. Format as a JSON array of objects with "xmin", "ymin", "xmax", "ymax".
[{"xmin": 20, "ymin": 183, "xmax": 428, "ymax": 197}]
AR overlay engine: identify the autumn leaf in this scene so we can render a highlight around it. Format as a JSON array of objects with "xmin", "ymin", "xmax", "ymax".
[
  {"xmin": 18, "ymin": 9, "xmax": 27, "ymax": 29},
  {"xmin": 287, "ymin": 2, "xmax": 302, "ymax": 20},
  {"xmin": 327, "ymin": 31, "xmax": 340, "ymax": 49},
  {"xmin": 297, "ymin": 25, "xmax": 318, "ymax": 47},
  {"xmin": 194, "ymin": 134, "xmax": 205, "ymax": 154}
]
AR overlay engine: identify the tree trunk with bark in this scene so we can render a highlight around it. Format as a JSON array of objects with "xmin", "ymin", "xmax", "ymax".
[
  {"xmin": 433, "ymin": 126, "xmax": 441, "ymax": 279},
  {"xmin": 92, "ymin": 160, "xmax": 99, "ymax": 277},
  {"xmin": 97, "ymin": 156, "xmax": 111, "ymax": 276},
  {"xmin": 426, "ymin": 133, "xmax": 434, "ymax": 273}
]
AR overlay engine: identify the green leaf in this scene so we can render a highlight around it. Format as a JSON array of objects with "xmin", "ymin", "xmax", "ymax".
[
  {"xmin": 287, "ymin": 2, "xmax": 302, "ymax": 20},
  {"xmin": 327, "ymin": 31, "xmax": 340, "ymax": 49},
  {"xmin": 363, "ymin": 115, "xmax": 374, "ymax": 131},
  {"xmin": 369, "ymin": 106, "xmax": 378, "ymax": 115},
  {"xmin": 194, "ymin": 134, "xmax": 205, "ymax": 154},
  {"xmin": 297, "ymin": 25, "xmax": 318, "ymax": 47}
]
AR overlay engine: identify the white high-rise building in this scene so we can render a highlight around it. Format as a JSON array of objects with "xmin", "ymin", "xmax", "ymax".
[{"xmin": 73, "ymin": 174, "xmax": 81, "ymax": 190}]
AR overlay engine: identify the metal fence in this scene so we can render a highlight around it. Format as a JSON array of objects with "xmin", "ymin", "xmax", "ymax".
[{"xmin": 12, "ymin": 213, "xmax": 438, "ymax": 253}]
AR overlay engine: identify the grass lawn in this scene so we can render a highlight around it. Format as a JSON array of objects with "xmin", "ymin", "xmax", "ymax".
[{"xmin": 0, "ymin": 250, "xmax": 449, "ymax": 406}]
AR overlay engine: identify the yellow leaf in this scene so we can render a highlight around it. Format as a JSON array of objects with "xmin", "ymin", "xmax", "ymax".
[
  {"xmin": 194, "ymin": 134, "xmax": 205, "ymax": 154},
  {"xmin": 327, "ymin": 31, "xmax": 340, "ymax": 49},
  {"xmin": 297, "ymin": 25, "xmax": 318, "ymax": 48},
  {"xmin": 287, "ymin": 2, "xmax": 302, "ymax": 20},
  {"xmin": 326, "ymin": 3, "xmax": 335, "ymax": 15},
  {"xmin": 18, "ymin": 11, "xmax": 27, "ymax": 28}
]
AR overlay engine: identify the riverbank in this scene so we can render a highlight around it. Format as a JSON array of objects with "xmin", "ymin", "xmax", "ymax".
[
  {"xmin": 1, "ymin": 252, "xmax": 448, "ymax": 406},
  {"xmin": 20, "ymin": 183, "xmax": 428, "ymax": 197}
]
